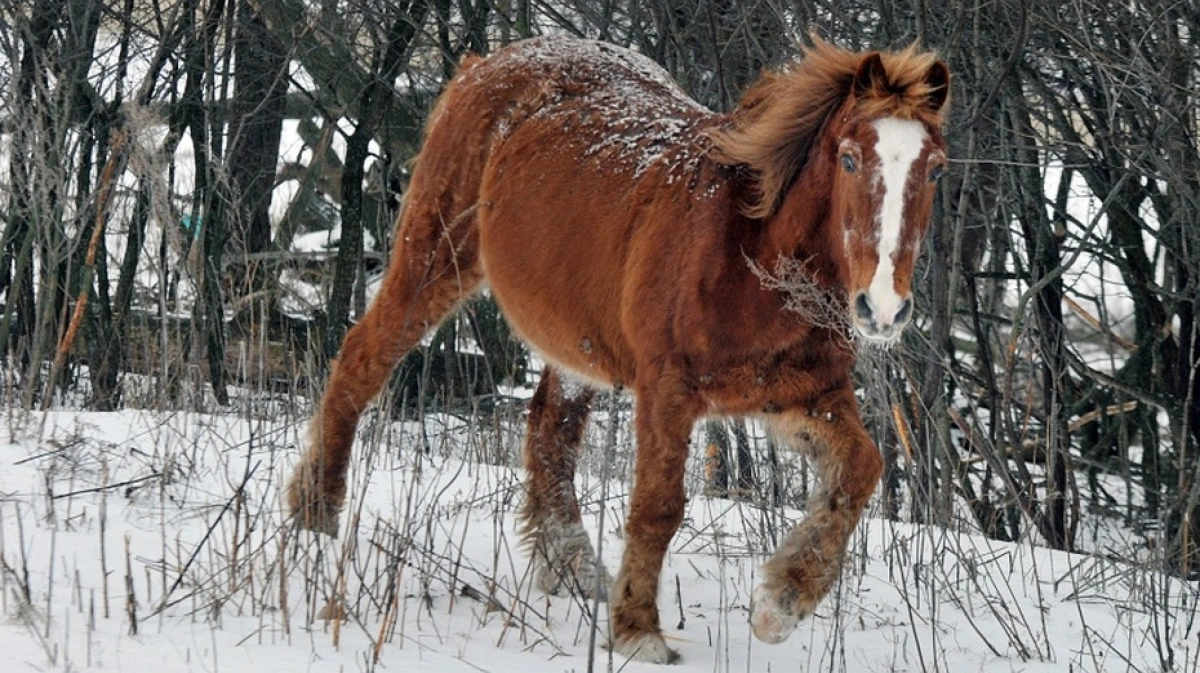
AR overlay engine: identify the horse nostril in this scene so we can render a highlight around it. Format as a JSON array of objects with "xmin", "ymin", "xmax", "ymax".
[
  {"xmin": 854, "ymin": 293, "xmax": 874, "ymax": 324},
  {"xmin": 895, "ymin": 298, "xmax": 913, "ymax": 326}
]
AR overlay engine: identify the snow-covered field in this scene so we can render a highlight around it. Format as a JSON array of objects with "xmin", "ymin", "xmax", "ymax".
[{"xmin": 1, "ymin": 399, "xmax": 1193, "ymax": 672}]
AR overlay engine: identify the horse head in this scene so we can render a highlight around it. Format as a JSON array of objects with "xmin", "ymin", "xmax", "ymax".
[{"xmin": 826, "ymin": 52, "xmax": 949, "ymax": 343}]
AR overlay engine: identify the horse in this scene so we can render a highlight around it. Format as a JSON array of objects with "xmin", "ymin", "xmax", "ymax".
[{"xmin": 287, "ymin": 35, "xmax": 949, "ymax": 664}]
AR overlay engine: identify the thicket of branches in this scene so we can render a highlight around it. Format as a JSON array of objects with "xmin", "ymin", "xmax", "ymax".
[{"xmin": 1, "ymin": 1, "xmax": 1196, "ymax": 575}]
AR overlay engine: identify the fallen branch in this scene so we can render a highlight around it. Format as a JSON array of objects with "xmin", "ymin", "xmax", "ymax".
[
  {"xmin": 1068, "ymin": 400, "xmax": 1139, "ymax": 432},
  {"xmin": 44, "ymin": 128, "xmax": 130, "ymax": 410}
]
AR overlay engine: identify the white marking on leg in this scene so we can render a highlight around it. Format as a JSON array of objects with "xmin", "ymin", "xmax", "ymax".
[
  {"xmin": 610, "ymin": 632, "xmax": 679, "ymax": 664},
  {"xmin": 533, "ymin": 519, "xmax": 610, "ymax": 598},
  {"xmin": 750, "ymin": 583, "xmax": 801, "ymax": 644},
  {"xmin": 867, "ymin": 118, "xmax": 926, "ymax": 327}
]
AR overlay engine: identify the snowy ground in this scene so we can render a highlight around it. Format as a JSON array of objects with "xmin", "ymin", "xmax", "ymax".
[{"xmin": 0, "ymin": 401, "xmax": 1195, "ymax": 672}]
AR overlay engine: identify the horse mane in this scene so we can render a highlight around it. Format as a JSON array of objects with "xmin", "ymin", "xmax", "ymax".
[{"xmin": 710, "ymin": 37, "xmax": 948, "ymax": 219}]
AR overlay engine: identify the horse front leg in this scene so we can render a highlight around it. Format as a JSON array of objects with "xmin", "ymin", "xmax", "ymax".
[
  {"xmin": 610, "ymin": 385, "xmax": 696, "ymax": 664},
  {"xmin": 751, "ymin": 384, "xmax": 884, "ymax": 643}
]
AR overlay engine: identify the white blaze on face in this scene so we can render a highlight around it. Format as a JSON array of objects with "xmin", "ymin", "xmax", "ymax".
[{"xmin": 866, "ymin": 117, "xmax": 927, "ymax": 328}]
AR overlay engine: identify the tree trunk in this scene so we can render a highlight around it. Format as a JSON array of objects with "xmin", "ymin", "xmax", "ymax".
[
  {"xmin": 226, "ymin": 0, "xmax": 288, "ymax": 293},
  {"xmin": 326, "ymin": 1, "xmax": 429, "ymax": 355}
]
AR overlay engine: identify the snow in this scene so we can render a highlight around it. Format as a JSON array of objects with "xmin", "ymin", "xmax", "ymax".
[{"xmin": 1, "ymin": 404, "xmax": 1193, "ymax": 672}]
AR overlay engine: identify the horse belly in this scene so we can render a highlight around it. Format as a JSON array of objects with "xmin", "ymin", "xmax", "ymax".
[{"xmin": 479, "ymin": 200, "xmax": 633, "ymax": 388}]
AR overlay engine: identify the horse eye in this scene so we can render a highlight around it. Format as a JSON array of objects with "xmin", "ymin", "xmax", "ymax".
[
  {"xmin": 929, "ymin": 165, "xmax": 944, "ymax": 182},
  {"xmin": 841, "ymin": 154, "xmax": 857, "ymax": 173}
]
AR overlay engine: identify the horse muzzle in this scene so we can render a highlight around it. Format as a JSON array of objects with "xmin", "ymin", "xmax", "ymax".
[{"xmin": 851, "ymin": 291, "xmax": 913, "ymax": 343}]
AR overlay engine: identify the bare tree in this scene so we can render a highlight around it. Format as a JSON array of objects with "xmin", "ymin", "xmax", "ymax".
[{"xmin": 1, "ymin": 0, "xmax": 1198, "ymax": 578}]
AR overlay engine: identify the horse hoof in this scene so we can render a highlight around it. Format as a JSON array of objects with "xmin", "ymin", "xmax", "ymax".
[
  {"xmin": 529, "ymin": 520, "xmax": 611, "ymax": 599},
  {"xmin": 611, "ymin": 632, "xmax": 681, "ymax": 664},
  {"xmin": 292, "ymin": 500, "xmax": 341, "ymax": 537},
  {"xmin": 286, "ymin": 475, "xmax": 342, "ymax": 536},
  {"xmin": 536, "ymin": 562, "xmax": 611, "ymax": 600},
  {"xmin": 750, "ymin": 584, "xmax": 802, "ymax": 644}
]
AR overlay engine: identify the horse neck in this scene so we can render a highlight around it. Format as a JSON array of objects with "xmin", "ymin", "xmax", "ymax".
[{"xmin": 755, "ymin": 155, "xmax": 846, "ymax": 292}]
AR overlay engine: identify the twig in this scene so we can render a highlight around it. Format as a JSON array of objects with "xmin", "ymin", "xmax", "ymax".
[
  {"xmin": 1063, "ymin": 295, "xmax": 1137, "ymax": 352},
  {"xmin": 588, "ymin": 387, "xmax": 621, "ymax": 673},
  {"xmin": 51, "ymin": 472, "xmax": 161, "ymax": 499},
  {"xmin": 125, "ymin": 534, "xmax": 138, "ymax": 635},
  {"xmin": 891, "ymin": 402, "xmax": 914, "ymax": 461},
  {"xmin": 1068, "ymin": 401, "xmax": 1139, "ymax": 433},
  {"xmin": 675, "ymin": 575, "xmax": 685, "ymax": 630},
  {"xmin": 153, "ymin": 461, "xmax": 259, "ymax": 613}
]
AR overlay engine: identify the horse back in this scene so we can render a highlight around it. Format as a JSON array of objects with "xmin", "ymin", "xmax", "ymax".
[{"xmin": 408, "ymin": 37, "xmax": 787, "ymax": 390}]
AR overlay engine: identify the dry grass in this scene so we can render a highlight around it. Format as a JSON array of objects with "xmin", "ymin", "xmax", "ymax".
[{"xmin": 0, "ymin": 369, "xmax": 1197, "ymax": 672}]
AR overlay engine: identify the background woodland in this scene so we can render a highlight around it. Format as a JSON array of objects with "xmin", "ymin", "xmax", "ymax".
[{"xmin": 1, "ymin": 0, "xmax": 1198, "ymax": 581}]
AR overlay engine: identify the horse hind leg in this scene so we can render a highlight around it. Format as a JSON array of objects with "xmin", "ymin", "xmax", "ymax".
[
  {"xmin": 287, "ymin": 202, "xmax": 484, "ymax": 536},
  {"xmin": 518, "ymin": 367, "xmax": 610, "ymax": 599}
]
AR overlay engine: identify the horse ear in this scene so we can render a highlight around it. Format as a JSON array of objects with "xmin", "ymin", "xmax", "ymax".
[
  {"xmin": 852, "ymin": 53, "xmax": 888, "ymax": 98},
  {"xmin": 924, "ymin": 61, "xmax": 951, "ymax": 112}
]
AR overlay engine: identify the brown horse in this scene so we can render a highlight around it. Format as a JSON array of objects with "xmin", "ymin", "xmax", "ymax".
[{"xmin": 288, "ymin": 35, "xmax": 949, "ymax": 663}]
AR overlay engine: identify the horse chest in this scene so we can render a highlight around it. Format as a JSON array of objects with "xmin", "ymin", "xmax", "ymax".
[{"xmin": 689, "ymin": 342, "xmax": 854, "ymax": 416}]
